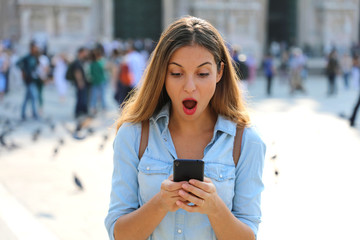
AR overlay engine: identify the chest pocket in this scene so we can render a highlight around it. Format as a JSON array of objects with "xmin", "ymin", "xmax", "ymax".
[
  {"xmin": 137, "ymin": 157, "xmax": 171, "ymax": 204},
  {"xmin": 205, "ymin": 162, "xmax": 235, "ymax": 208}
]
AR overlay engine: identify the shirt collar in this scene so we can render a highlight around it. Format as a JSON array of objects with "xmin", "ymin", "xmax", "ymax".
[{"xmin": 150, "ymin": 102, "xmax": 237, "ymax": 136}]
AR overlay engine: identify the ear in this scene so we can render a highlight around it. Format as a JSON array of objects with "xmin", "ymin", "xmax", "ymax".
[{"xmin": 216, "ymin": 62, "xmax": 224, "ymax": 83}]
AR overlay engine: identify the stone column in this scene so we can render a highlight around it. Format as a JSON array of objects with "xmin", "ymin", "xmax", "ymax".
[
  {"xmin": 20, "ymin": 8, "xmax": 31, "ymax": 41},
  {"xmin": 46, "ymin": 6, "xmax": 55, "ymax": 37},
  {"xmin": 162, "ymin": 0, "xmax": 175, "ymax": 29},
  {"xmin": 57, "ymin": 8, "xmax": 67, "ymax": 36},
  {"xmin": 103, "ymin": 0, "xmax": 113, "ymax": 41}
]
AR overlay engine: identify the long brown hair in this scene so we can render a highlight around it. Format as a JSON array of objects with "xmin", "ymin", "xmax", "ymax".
[{"xmin": 116, "ymin": 16, "xmax": 250, "ymax": 130}]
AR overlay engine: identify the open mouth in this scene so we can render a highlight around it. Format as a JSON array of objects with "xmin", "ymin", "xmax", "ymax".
[
  {"xmin": 183, "ymin": 99, "xmax": 197, "ymax": 110},
  {"xmin": 182, "ymin": 99, "xmax": 197, "ymax": 115}
]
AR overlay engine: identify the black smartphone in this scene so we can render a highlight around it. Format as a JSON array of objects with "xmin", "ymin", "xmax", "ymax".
[{"xmin": 173, "ymin": 159, "xmax": 204, "ymax": 182}]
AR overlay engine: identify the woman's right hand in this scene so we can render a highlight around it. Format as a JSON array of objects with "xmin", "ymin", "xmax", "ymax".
[{"xmin": 158, "ymin": 175, "xmax": 188, "ymax": 212}]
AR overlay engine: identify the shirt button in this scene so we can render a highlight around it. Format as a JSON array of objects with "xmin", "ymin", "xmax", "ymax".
[
  {"xmin": 219, "ymin": 174, "xmax": 223, "ymax": 178},
  {"xmin": 146, "ymin": 167, "xmax": 150, "ymax": 171},
  {"xmin": 163, "ymin": 137, "xmax": 167, "ymax": 142},
  {"xmin": 177, "ymin": 229, "xmax": 182, "ymax": 234}
]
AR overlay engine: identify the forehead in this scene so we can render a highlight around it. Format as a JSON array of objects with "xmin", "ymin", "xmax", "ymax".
[{"xmin": 169, "ymin": 45, "xmax": 215, "ymax": 64}]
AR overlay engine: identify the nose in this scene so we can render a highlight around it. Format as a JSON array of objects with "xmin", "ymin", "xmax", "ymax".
[{"xmin": 184, "ymin": 76, "xmax": 196, "ymax": 93}]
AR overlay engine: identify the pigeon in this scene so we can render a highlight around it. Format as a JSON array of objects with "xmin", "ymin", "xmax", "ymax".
[
  {"xmin": 103, "ymin": 134, "xmax": 109, "ymax": 142},
  {"xmin": 0, "ymin": 132, "xmax": 8, "ymax": 148},
  {"xmin": 8, "ymin": 142, "xmax": 20, "ymax": 150},
  {"xmin": 58, "ymin": 138, "xmax": 64, "ymax": 146},
  {"xmin": 87, "ymin": 128, "xmax": 94, "ymax": 135},
  {"xmin": 73, "ymin": 174, "xmax": 84, "ymax": 191},
  {"xmin": 99, "ymin": 144, "xmax": 104, "ymax": 151},
  {"xmin": 32, "ymin": 128, "xmax": 41, "ymax": 142},
  {"xmin": 53, "ymin": 147, "xmax": 59, "ymax": 156}
]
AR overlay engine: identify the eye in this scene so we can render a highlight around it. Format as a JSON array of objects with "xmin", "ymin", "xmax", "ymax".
[
  {"xmin": 170, "ymin": 72, "xmax": 182, "ymax": 77},
  {"xmin": 199, "ymin": 73, "xmax": 210, "ymax": 77}
]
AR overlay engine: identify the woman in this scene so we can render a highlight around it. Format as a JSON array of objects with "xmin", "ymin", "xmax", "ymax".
[{"xmin": 105, "ymin": 16, "xmax": 266, "ymax": 240}]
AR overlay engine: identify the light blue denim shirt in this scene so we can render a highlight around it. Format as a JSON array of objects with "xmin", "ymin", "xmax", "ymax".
[{"xmin": 105, "ymin": 103, "xmax": 266, "ymax": 240}]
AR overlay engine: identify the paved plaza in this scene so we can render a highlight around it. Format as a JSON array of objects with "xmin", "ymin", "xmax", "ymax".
[{"xmin": 0, "ymin": 74, "xmax": 360, "ymax": 240}]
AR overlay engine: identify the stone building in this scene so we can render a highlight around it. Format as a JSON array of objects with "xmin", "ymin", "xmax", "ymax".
[
  {"xmin": 0, "ymin": 0, "xmax": 113, "ymax": 55},
  {"xmin": 1, "ymin": 0, "xmax": 359, "ymax": 59}
]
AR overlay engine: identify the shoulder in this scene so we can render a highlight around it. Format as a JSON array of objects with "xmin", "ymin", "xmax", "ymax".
[
  {"xmin": 113, "ymin": 122, "xmax": 143, "ymax": 159},
  {"xmin": 115, "ymin": 122, "xmax": 141, "ymax": 140},
  {"xmin": 243, "ymin": 127, "xmax": 264, "ymax": 145},
  {"xmin": 241, "ymin": 126, "xmax": 266, "ymax": 155}
]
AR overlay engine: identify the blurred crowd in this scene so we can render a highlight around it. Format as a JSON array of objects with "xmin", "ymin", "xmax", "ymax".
[
  {"xmin": 230, "ymin": 41, "xmax": 360, "ymax": 99},
  {"xmin": 0, "ymin": 38, "xmax": 153, "ymax": 121},
  {"xmin": 1, "ymin": 37, "xmax": 360, "ymax": 126}
]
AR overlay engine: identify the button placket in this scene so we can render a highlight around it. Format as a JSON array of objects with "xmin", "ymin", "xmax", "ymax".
[
  {"xmin": 162, "ymin": 130, "xmax": 177, "ymax": 160},
  {"xmin": 175, "ymin": 210, "xmax": 185, "ymax": 240}
]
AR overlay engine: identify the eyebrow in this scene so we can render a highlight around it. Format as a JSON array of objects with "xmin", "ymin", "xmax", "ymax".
[{"xmin": 168, "ymin": 62, "xmax": 212, "ymax": 68}]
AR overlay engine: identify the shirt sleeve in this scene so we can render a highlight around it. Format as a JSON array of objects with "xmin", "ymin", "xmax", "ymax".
[
  {"xmin": 232, "ymin": 127, "xmax": 266, "ymax": 238},
  {"xmin": 104, "ymin": 122, "xmax": 141, "ymax": 240}
]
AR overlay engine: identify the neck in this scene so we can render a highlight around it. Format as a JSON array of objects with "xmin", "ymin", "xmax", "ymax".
[{"xmin": 169, "ymin": 105, "xmax": 217, "ymax": 136}]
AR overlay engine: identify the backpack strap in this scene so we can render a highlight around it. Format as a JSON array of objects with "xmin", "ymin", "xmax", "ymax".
[
  {"xmin": 233, "ymin": 126, "xmax": 244, "ymax": 167},
  {"xmin": 138, "ymin": 120, "xmax": 149, "ymax": 160},
  {"xmin": 138, "ymin": 120, "xmax": 244, "ymax": 167}
]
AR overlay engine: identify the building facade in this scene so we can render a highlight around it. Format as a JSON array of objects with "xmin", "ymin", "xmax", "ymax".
[
  {"xmin": 0, "ymin": 0, "xmax": 113, "ymax": 55},
  {"xmin": 0, "ymin": 0, "xmax": 359, "ymax": 58}
]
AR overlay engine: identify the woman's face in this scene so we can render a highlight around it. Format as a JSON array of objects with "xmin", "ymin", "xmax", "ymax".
[{"xmin": 165, "ymin": 44, "xmax": 223, "ymax": 122}]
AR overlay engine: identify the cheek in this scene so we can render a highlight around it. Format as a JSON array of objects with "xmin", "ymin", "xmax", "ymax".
[
  {"xmin": 201, "ymin": 81, "xmax": 217, "ymax": 100},
  {"xmin": 165, "ymin": 78, "xmax": 175, "ymax": 101}
]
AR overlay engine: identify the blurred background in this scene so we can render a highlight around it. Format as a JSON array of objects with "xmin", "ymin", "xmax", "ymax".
[{"xmin": 1, "ymin": 0, "xmax": 360, "ymax": 239}]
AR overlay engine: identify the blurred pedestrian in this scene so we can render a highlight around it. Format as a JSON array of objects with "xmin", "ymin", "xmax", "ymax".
[
  {"xmin": 351, "ymin": 54, "xmax": 360, "ymax": 89},
  {"xmin": 89, "ymin": 47, "xmax": 107, "ymax": 115},
  {"xmin": 350, "ymin": 55, "xmax": 360, "ymax": 127},
  {"xmin": 0, "ymin": 45, "xmax": 9, "ymax": 101},
  {"xmin": 340, "ymin": 52, "xmax": 352, "ymax": 90},
  {"xmin": 325, "ymin": 49, "xmax": 340, "ymax": 96},
  {"xmin": 114, "ymin": 41, "xmax": 146, "ymax": 106},
  {"xmin": 232, "ymin": 47, "xmax": 249, "ymax": 82},
  {"xmin": 263, "ymin": 53, "xmax": 275, "ymax": 96},
  {"xmin": 16, "ymin": 41, "xmax": 40, "ymax": 120},
  {"xmin": 289, "ymin": 48, "xmax": 306, "ymax": 94},
  {"xmin": 349, "ymin": 90, "xmax": 360, "ymax": 127},
  {"xmin": 53, "ymin": 53, "xmax": 69, "ymax": 101},
  {"xmin": 105, "ymin": 16, "xmax": 265, "ymax": 240},
  {"xmin": 125, "ymin": 41, "xmax": 146, "ymax": 88},
  {"xmin": 36, "ymin": 50, "xmax": 50, "ymax": 115},
  {"xmin": 67, "ymin": 47, "xmax": 89, "ymax": 118},
  {"xmin": 278, "ymin": 51, "xmax": 289, "ymax": 84},
  {"xmin": 246, "ymin": 53, "xmax": 257, "ymax": 85}
]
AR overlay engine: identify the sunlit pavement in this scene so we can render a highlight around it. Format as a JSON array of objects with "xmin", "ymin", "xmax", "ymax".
[
  {"xmin": 0, "ymin": 75, "xmax": 360, "ymax": 240},
  {"xmin": 249, "ymin": 76, "xmax": 360, "ymax": 240}
]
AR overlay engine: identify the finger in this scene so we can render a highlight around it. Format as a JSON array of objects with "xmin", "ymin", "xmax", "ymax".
[
  {"xmin": 181, "ymin": 183, "xmax": 207, "ymax": 199},
  {"xmin": 176, "ymin": 200, "xmax": 199, "ymax": 213},
  {"xmin": 173, "ymin": 196, "xmax": 190, "ymax": 203},
  {"xmin": 178, "ymin": 190, "xmax": 205, "ymax": 207},
  {"xmin": 203, "ymin": 177, "xmax": 213, "ymax": 183},
  {"xmin": 168, "ymin": 174, "xmax": 173, "ymax": 181},
  {"xmin": 189, "ymin": 179, "xmax": 213, "ymax": 193},
  {"xmin": 162, "ymin": 180, "xmax": 186, "ymax": 191}
]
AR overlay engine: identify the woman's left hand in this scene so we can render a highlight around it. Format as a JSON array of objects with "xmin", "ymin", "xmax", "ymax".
[{"xmin": 176, "ymin": 177, "xmax": 221, "ymax": 216}]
